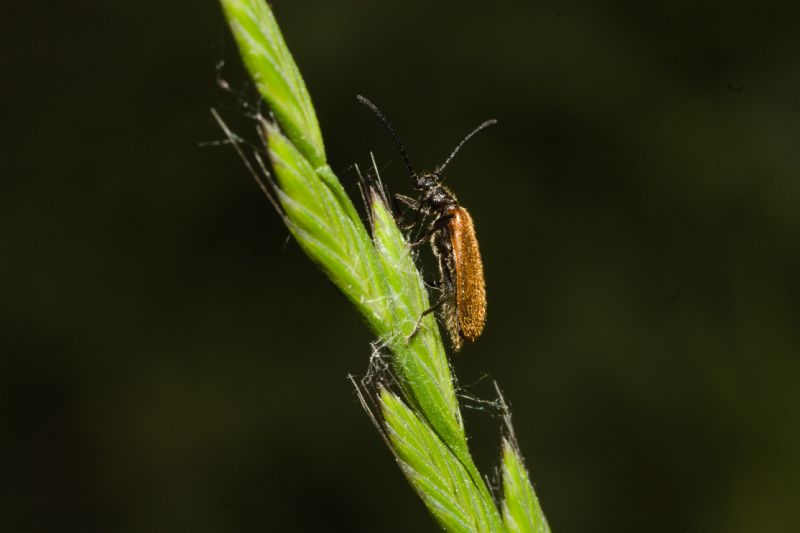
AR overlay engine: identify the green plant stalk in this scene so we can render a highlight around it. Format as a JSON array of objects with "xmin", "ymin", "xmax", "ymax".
[
  {"xmin": 218, "ymin": 1, "xmax": 550, "ymax": 531},
  {"xmin": 501, "ymin": 439, "xmax": 550, "ymax": 533}
]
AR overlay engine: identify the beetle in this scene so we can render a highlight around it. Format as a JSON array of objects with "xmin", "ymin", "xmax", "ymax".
[{"xmin": 357, "ymin": 95, "xmax": 496, "ymax": 351}]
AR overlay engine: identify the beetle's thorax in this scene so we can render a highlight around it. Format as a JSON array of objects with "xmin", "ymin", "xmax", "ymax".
[{"xmin": 416, "ymin": 172, "xmax": 458, "ymax": 211}]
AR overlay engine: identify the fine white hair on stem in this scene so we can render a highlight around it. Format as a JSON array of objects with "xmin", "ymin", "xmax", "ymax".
[{"xmin": 210, "ymin": 108, "xmax": 284, "ymax": 217}]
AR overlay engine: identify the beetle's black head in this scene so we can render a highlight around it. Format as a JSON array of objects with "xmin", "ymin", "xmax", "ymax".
[{"xmin": 415, "ymin": 172, "xmax": 441, "ymax": 192}]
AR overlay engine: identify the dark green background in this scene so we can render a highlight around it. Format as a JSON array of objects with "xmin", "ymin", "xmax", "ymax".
[{"xmin": 3, "ymin": 1, "xmax": 799, "ymax": 531}]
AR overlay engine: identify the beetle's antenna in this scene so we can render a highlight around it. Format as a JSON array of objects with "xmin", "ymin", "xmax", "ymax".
[
  {"xmin": 357, "ymin": 95, "xmax": 417, "ymax": 179},
  {"xmin": 436, "ymin": 119, "xmax": 497, "ymax": 176}
]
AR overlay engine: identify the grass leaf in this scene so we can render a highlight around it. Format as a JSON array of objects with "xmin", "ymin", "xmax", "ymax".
[{"xmin": 501, "ymin": 440, "xmax": 550, "ymax": 533}]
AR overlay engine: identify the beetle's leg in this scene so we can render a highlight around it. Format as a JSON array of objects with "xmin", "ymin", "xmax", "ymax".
[
  {"xmin": 395, "ymin": 194, "xmax": 420, "ymax": 210},
  {"xmin": 408, "ymin": 214, "xmax": 454, "ymax": 247},
  {"xmin": 424, "ymin": 278, "xmax": 441, "ymax": 290},
  {"xmin": 407, "ymin": 295, "xmax": 448, "ymax": 342},
  {"xmin": 408, "ymin": 190, "xmax": 436, "ymax": 243},
  {"xmin": 408, "ymin": 229, "xmax": 433, "ymax": 247},
  {"xmin": 394, "ymin": 194, "xmax": 424, "ymax": 230}
]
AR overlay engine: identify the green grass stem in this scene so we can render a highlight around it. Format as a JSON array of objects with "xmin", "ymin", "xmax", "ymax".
[{"xmin": 218, "ymin": 1, "xmax": 550, "ymax": 530}]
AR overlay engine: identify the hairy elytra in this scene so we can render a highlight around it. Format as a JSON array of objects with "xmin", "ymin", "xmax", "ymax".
[
  {"xmin": 357, "ymin": 95, "xmax": 493, "ymax": 351},
  {"xmin": 439, "ymin": 206, "xmax": 486, "ymax": 351}
]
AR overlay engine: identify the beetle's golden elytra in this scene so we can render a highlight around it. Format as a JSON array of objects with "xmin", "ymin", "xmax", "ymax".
[
  {"xmin": 443, "ymin": 206, "xmax": 485, "ymax": 349},
  {"xmin": 357, "ymin": 95, "xmax": 495, "ymax": 351}
]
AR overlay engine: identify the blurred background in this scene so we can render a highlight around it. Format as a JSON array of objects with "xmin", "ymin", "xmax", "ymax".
[{"xmin": 3, "ymin": 0, "xmax": 800, "ymax": 531}]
